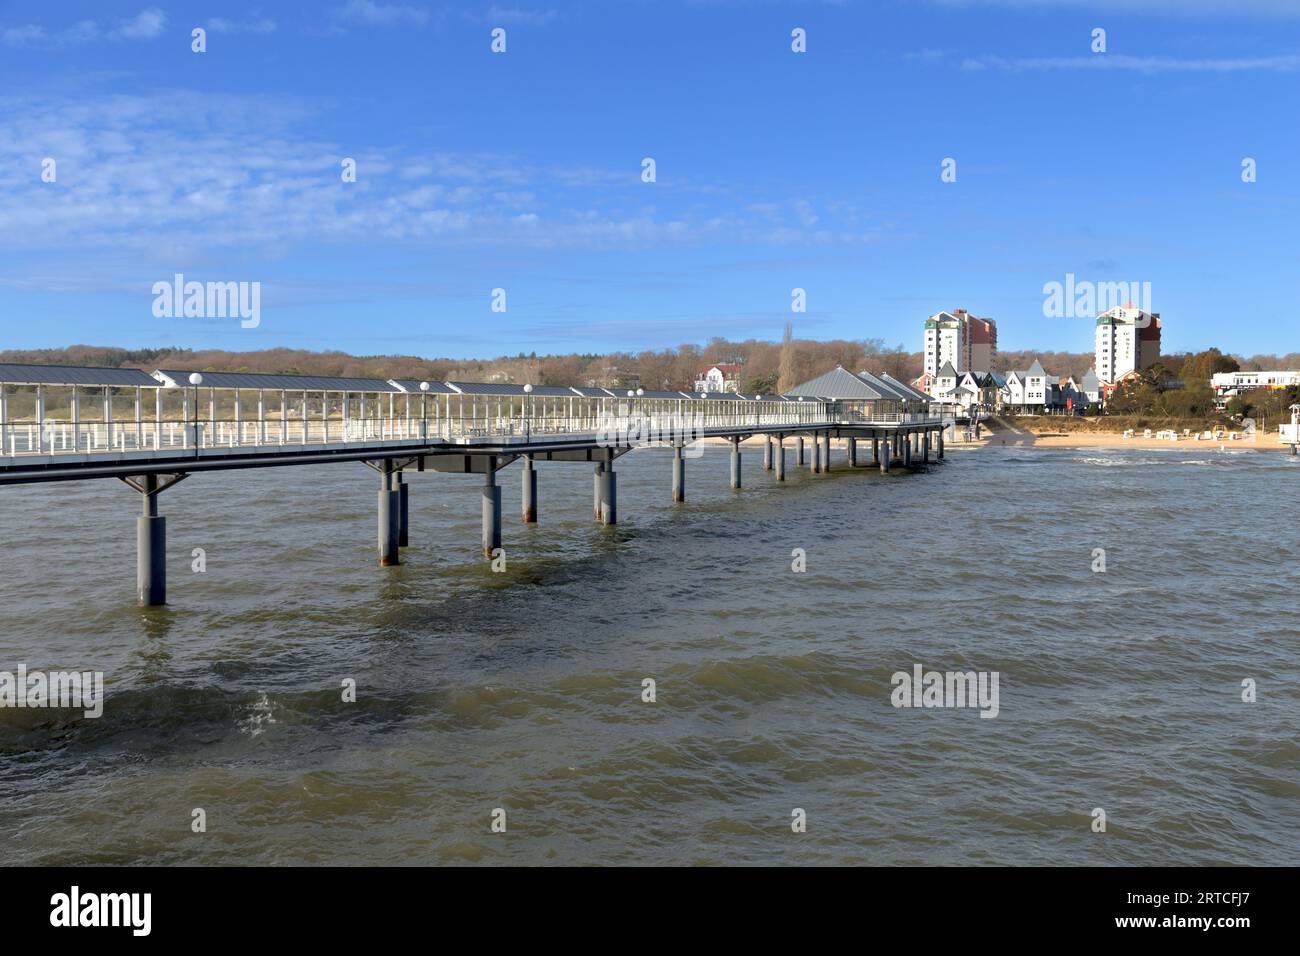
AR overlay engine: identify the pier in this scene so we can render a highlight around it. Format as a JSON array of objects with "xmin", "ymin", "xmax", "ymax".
[{"xmin": 0, "ymin": 363, "xmax": 953, "ymax": 605}]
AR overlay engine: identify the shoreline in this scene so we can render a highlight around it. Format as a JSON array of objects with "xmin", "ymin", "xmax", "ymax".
[
  {"xmin": 980, "ymin": 430, "xmax": 1294, "ymax": 451},
  {"xmin": 699, "ymin": 431, "xmax": 1295, "ymax": 453}
]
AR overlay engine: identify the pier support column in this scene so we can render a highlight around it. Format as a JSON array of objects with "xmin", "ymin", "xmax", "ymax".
[
  {"xmin": 522, "ymin": 455, "xmax": 537, "ymax": 523},
  {"xmin": 482, "ymin": 465, "xmax": 502, "ymax": 558},
  {"xmin": 397, "ymin": 471, "xmax": 409, "ymax": 547},
  {"xmin": 594, "ymin": 462, "xmax": 604, "ymax": 522},
  {"xmin": 811, "ymin": 433, "xmax": 822, "ymax": 474},
  {"xmin": 881, "ymin": 436, "xmax": 891, "ymax": 473},
  {"xmin": 730, "ymin": 438, "xmax": 742, "ymax": 490},
  {"xmin": 848, "ymin": 436, "xmax": 858, "ymax": 467},
  {"xmin": 672, "ymin": 444, "xmax": 685, "ymax": 503},
  {"xmin": 137, "ymin": 474, "xmax": 166, "ymax": 606},
  {"xmin": 775, "ymin": 436, "xmax": 786, "ymax": 482},
  {"xmin": 903, "ymin": 432, "xmax": 913, "ymax": 468},
  {"xmin": 763, "ymin": 436, "xmax": 772, "ymax": 471},
  {"xmin": 938, "ymin": 427, "xmax": 945, "ymax": 459},
  {"xmin": 822, "ymin": 432, "xmax": 833, "ymax": 472},
  {"xmin": 378, "ymin": 466, "xmax": 401, "ymax": 566},
  {"xmin": 600, "ymin": 451, "xmax": 617, "ymax": 526},
  {"xmin": 923, "ymin": 430, "xmax": 930, "ymax": 464},
  {"xmin": 796, "ymin": 436, "xmax": 806, "ymax": 466},
  {"xmin": 872, "ymin": 435, "xmax": 880, "ymax": 466}
]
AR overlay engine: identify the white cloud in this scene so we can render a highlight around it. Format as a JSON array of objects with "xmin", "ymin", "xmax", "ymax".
[
  {"xmin": 0, "ymin": 8, "xmax": 167, "ymax": 46},
  {"xmin": 208, "ymin": 17, "xmax": 278, "ymax": 35},
  {"xmin": 330, "ymin": 1, "xmax": 432, "ymax": 27},
  {"xmin": 961, "ymin": 53, "xmax": 1300, "ymax": 72},
  {"xmin": 1, "ymin": 24, "xmax": 45, "ymax": 45},
  {"xmin": 930, "ymin": 0, "xmax": 1300, "ymax": 16},
  {"xmin": 480, "ymin": 6, "xmax": 559, "ymax": 26},
  {"xmin": 115, "ymin": 8, "xmax": 166, "ymax": 40},
  {"xmin": 0, "ymin": 88, "xmax": 875, "ymax": 295}
]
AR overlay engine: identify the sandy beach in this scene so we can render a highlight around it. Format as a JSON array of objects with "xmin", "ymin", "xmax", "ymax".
[
  {"xmin": 701, "ymin": 429, "xmax": 1295, "ymax": 453},
  {"xmin": 981, "ymin": 427, "xmax": 1294, "ymax": 452}
]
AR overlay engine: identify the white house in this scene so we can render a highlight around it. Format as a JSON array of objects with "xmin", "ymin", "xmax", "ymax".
[
  {"xmin": 1006, "ymin": 370, "xmax": 1025, "ymax": 408},
  {"xmin": 1005, "ymin": 359, "xmax": 1059, "ymax": 412},
  {"xmin": 693, "ymin": 363, "xmax": 742, "ymax": 394},
  {"xmin": 1081, "ymin": 368, "xmax": 1102, "ymax": 405},
  {"xmin": 933, "ymin": 361, "xmax": 960, "ymax": 400}
]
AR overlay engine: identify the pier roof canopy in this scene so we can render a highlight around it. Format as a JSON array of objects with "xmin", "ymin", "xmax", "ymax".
[
  {"xmin": 388, "ymin": 379, "xmax": 460, "ymax": 394},
  {"xmin": 878, "ymin": 373, "xmax": 932, "ymax": 402},
  {"xmin": 787, "ymin": 366, "xmax": 889, "ymax": 400},
  {"xmin": 0, "ymin": 363, "xmax": 161, "ymax": 388},
  {"xmin": 153, "ymin": 369, "xmax": 400, "ymax": 392}
]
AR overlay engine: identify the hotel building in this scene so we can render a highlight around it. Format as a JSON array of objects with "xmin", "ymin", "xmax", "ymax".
[
  {"xmin": 923, "ymin": 309, "xmax": 997, "ymax": 377},
  {"xmin": 1095, "ymin": 307, "xmax": 1161, "ymax": 384}
]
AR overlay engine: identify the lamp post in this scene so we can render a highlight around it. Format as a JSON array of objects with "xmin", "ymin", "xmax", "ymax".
[
  {"xmin": 523, "ymin": 383, "xmax": 533, "ymax": 438},
  {"xmin": 188, "ymin": 372, "xmax": 203, "ymax": 455},
  {"xmin": 419, "ymin": 381, "xmax": 429, "ymax": 440}
]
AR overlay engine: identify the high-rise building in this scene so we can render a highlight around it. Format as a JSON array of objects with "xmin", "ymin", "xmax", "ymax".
[
  {"xmin": 1095, "ymin": 307, "xmax": 1161, "ymax": 384},
  {"xmin": 923, "ymin": 309, "xmax": 998, "ymax": 376}
]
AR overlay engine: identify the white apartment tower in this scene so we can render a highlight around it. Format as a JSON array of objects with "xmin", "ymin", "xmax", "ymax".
[
  {"xmin": 923, "ymin": 309, "xmax": 997, "ymax": 376},
  {"xmin": 1095, "ymin": 307, "xmax": 1162, "ymax": 384}
]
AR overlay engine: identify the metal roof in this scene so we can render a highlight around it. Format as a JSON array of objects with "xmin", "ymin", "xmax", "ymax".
[
  {"xmin": 154, "ymin": 369, "xmax": 399, "ymax": 392},
  {"xmin": 524, "ymin": 385, "xmax": 585, "ymax": 397},
  {"xmin": 879, "ymin": 372, "xmax": 932, "ymax": 402},
  {"xmin": 443, "ymin": 381, "xmax": 529, "ymax": 396},
  {"xmin": 388, "ymin": 379, "xmax": 459, "ymax": 395},
  {"xmin": 856, "ymin": 370, "xmax": 911, "ymax": 401},
  {"xmin": 634, "ymin": 389, "xmax": 692, "ymax": 399},
  {"xmin": 789, "ymin": 366, "xmax": 888, "ymax": 400},
  {"xmin": 569, "ymin": 387, "xmax": 618, "ymax": 398},
  {"xmin": 0, "ymin": 363, "xmax": 161, "ymax": 388}
]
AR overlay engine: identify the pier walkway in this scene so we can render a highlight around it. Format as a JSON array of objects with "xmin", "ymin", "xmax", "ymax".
[{"xmin": 0, "ymin": 364, "xmax": 954, "ymax": 605}]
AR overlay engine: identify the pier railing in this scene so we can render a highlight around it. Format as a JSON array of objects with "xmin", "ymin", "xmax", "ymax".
[{"xmin": 1, "ymin": 408, "xmax": 952, "ymax": 459}]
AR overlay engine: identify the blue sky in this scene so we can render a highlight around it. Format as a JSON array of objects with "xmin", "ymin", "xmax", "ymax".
[{"xmin": 1, "ymin": 0, "xmax": 1299, "ymax": 360}]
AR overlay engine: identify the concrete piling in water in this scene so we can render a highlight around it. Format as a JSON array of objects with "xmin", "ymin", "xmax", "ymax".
[
  {"xmin": 672, "ymin": 444, "xmax": 685, "ymax": 503},
  {"xmin": 872, "ymin": 435, "xmax": 880, "ymax": 466},
  {"xmin": 378, "ymin": 469, "xmax": 401, "ymax": 566},
  {"xmin": 811, "ymin": 433, "xmax": 822, "ymax": 474},
  {"xmin": 903, "ymin": 431, "xmax": 913, "ymax": 468},
  {"xmin": 763, "ymin": 436, "xmax": 772, "ymax": 471},
  {"xmin": 397, "ymin": 470, "xmax": 409, "ymax": 546},
  {"xmin": 848, "ymin": 436, "xmax": 857, "ymax": 467},
  {"xmin": 522, "ymin": 455, "xmax": 537, "ymax": 523},
  {"xmin": 600, "ymin": 450, "xmax": 617, "ymax": 525},
  {"xmin": 136, "ymin": 474, "xmax": 166, "ymax": 605},
  {"xmin": 775, "ymin": 436, "xmax": 786, "ymax": 481},
  {"xmin": 483, "ymin": 466, "xmax": 502, "ymax": 558},
  {"xmin": 938, "ymin": 427, "xmax": 945, "ymax": 459},
  {"xmin": 796, "ymin": 436, "xmax": 805, "ymax": 466},
  {"xmin": 730, "ymin": 439, "xmax": 742, "ymax": 490},
  {"xmin": 881, "ymin": 436, "xmax": 891, "ymax": 473},
  {"xmin": 923, "ymin": 430, "xmax": 930, "ymax": 463},
  {"xmin": 823, "ymin": 432, "xmax": 833, "ymax": 472},
  {"xmin": 594, "ymin": 463, "xmax": 603, "ymax": 522}
]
